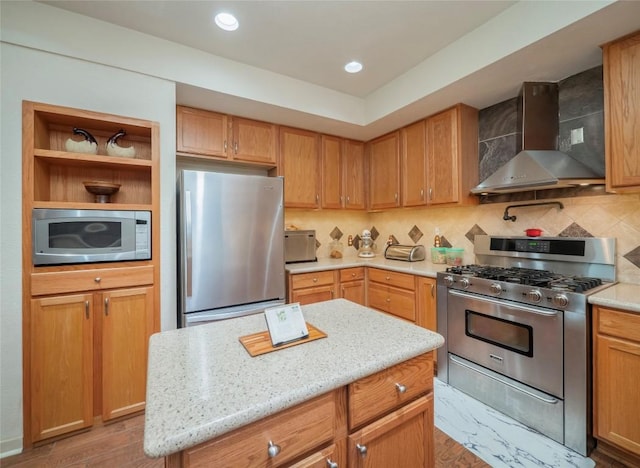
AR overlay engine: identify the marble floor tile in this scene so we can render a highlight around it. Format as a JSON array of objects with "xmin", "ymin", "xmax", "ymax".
[{"xmin": 434, "ymin": 378, "xmax": 595, "ymax": 468}]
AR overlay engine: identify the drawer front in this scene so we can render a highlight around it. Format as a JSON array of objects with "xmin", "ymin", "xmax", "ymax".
[
  {"xmin": 31, "ymin": 265, "xmax": 154, "ymax": 296},
  {"xmin": 368, "ymin": 283, "xmax": 416, "ymax": 322},
  {"xmin": 368, "ymin": 268, "xmax": 415, "ymax": 290},
  {"xmin": 340, "ymin": 267, "xmax": 365, "ymax": 282},
  {"xmin": 597, "ymin": 306, "xmax": 640, "ymax": 342},
  {"xmin": 291, "ymin": 270, "xmax": 335, "ymax": 289},
  {"xmin": 183, "ymin": 391, "xmax": 338, "ymax": 467},
  {"xmin": 349, "ymin": 353, "xmax": 433, "ymax": 430}
]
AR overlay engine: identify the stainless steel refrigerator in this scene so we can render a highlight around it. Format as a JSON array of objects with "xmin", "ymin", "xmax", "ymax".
[{"xmin": 177, "ymin": 170, "xmax": 285, "ymax": 327}]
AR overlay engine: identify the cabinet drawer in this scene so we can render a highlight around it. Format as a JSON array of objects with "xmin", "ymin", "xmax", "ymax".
[
  {"xmin": 349, "ymin": 353, "xmax": 433, "ymax": 430},
  {"xmin": 596, "ymin": 306, "xmax": 640, "ymax": 342},
  {"xmin": 31, "ymin": 265, "xmax": 154, "ymax": 296},
  {"xmin": 291, "ymin": 270, "xmax": 335, "ymax": 289},
  {"xmin": 368, "ymin": 283, "xmax": 416, "ymax": 322},
  {"xmin": 182, "ymin": 390, "xmax": 338, "ymax": 467},
  {"xmin": 340, "ymin": 267, "xmax": 365, "ymax": 282},
  {"xmin": 368, "ymin": 268, "xmax": 415, "ymax": 290}
]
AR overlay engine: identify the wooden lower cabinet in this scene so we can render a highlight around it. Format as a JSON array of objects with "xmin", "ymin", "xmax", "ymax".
[
  {"xmin": 167, "ymin": 353, "xmax": 434, "ymax": 468},
  {"xmin": 289, "ymin": 270, "xmax": 337, "ymax": 305},
  {"xmin": 29, "ymin": 284, "xmax": 154, "ymax": 443},
  {"xmin": 367, "ymin": 268, "xmax": 416, "ymax": 322},
  {"xmin": 339, "ymin": 267, "xmax": 366, "ymax": 306},
  {"xmin": 593, "ymin": 305, "xmax": 640, "ymax": 461}
]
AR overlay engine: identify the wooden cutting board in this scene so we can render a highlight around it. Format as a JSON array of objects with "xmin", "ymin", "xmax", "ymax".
[{"xmin": 239, "ymin": 323, "xmax": 327, "ymax": 357}]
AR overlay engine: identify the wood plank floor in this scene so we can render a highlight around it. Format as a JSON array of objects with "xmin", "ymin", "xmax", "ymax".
[{"xmin": 0, "ymin": 414, "xmax": 629, "ymax": 467}]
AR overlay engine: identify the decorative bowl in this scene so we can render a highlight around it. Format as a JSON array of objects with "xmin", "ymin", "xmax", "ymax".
[
  {"xmin": 83, "ymin": 181, "xmax": 121, "ymax": 203},
  {"xmin": 524, "ymin": 228, "xmax": 543, "ymax": 237}
]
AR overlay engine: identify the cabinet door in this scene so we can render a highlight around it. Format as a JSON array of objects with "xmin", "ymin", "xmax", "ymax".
[
  {"xmin": 348, "ymin": 394, "xmax": 433, "ymax": 468},
  {"xmin": 416, "ymin": 277, "xmax": 436, "ymax": 331},
  {"xmin": 101, "ymin": 286, "xmax": 154, "ymax": 421},
  {"xmin": 367, "ymin": 283, "xmax": 415, "ymax": 322},
  {"xmin": 30, "ymin": 294, "xmax": 93, "ymax": 442},
  {"xmin": 426, "ymin": 109, "xmax": 459, "ymax": 205},
  {"xmin": 603, "ymin": 32, "xmax": 640, "ymax": 192},
  {"xmin": 594, "ymin": 334, "xmax": 640, "ymax": 455},
  {"xmin": 292, "ymin": 285, "xmax": 335, "ymax": 305},
  {"xmin": 344, "ymin": 140, "xmax": 366, "ymax": 209},
  {"xmin": 176, "ymin": 106, "xmax": 228, "ymax": 158},
  {"xmin": 280, "ymin": 127, "xmax": 320, "ymax": 208},
  {"xmin": 231, "ymin": 117, "xmax": 277, "ymax": 165},
  {"xmin": 341, "ymin": 280, "xmax": 366, "ymax": 306},
  {"xmin": 369, "ymin": 132, "xmax": 401, "ymax": 210},
  {"xmin": 321, "ymin": 135, "xmax": 344, "ymax": 209},
  {"xmin": 402, "ymin": 120, "xmax": 427, "ymax": 207}
]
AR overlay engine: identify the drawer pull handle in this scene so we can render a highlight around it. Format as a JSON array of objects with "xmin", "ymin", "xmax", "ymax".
[
  {"xmin": 267, "ymin": 440, "xmax": 281, "ymax": 458},
  {"xmin": 356, "ymin": 443, "xmax": 367, "ymax": 456},
  {"xmin": 326, "ymin": 459, "xmax": 338, "ymax": 468},
  {"xmin": 395, "ymin": 383, "xmax": 407, "ymax": 394},
  {"xmin": 85, "ymin": 301, "xmax": 90, "ymax": 319},
  {"xmin": 94, "ymin": 277, "xmax": 101, "ymax": 283}
]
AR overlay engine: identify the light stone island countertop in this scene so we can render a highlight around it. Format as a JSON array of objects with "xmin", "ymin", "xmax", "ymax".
[
  {"xmin": 589, "ymin": 283, "xmax": 640, "ymax": 313},
  {"xmin": 285, "ymin": 256, "xmax": 450, "ymax": 278},
  {"xmin": 143, "ymin": 298, "xmax": 444, "ymax": 458}
]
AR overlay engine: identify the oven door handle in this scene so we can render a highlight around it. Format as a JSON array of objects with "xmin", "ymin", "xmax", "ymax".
[
  {"xmin": 449, "ymin": 355, "xmax": 560, "ymax": 405},
  {"xmin": 448, "ymin": 289, "xmax": 559, "ymax": 317}
]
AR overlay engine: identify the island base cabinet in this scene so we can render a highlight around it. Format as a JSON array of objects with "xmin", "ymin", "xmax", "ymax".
[{"xmin": 348, "ymin": 395, "xmax": 434, "ymax": 468}]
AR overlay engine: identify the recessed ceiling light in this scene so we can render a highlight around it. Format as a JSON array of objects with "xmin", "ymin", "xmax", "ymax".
[
  {"xmin": 215, "ymin": 12, "xmax": 239, "ymax": 31},
  {"xmin": 344, "ymin": 61, "xmax": 363, "ymax": 73}
]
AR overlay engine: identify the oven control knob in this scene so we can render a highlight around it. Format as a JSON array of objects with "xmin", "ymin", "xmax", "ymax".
[
  {"xmin": 459, "ymin": 277, "xmax": 471, "ymax": 289},
  {"xmin": 527, "ymin": 290, "xmax": 542, "ymax": 303},
  {"xmin": 552, "ymin": 294, "xmax": 569, "ymax": 308},
  {"xmin": 443, "ymin": 275, "xmax": 454, "ymax": 287},
  {"xmin": 490, "ymin": 283, "xmax": 502, "ymax": 295}
]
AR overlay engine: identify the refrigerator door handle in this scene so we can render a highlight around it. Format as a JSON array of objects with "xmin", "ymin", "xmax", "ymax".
[{"xmin": 185, "ymin": 190, "xmax": 193, "ymax": 297}]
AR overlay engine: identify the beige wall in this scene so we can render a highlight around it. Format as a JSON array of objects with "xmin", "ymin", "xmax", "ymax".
[{"xmin": 287, "ymin": 193, "xmax": 640, "ymax": 285}]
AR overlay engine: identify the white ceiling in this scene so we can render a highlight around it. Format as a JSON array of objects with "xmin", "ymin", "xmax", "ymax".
[{"xmin": 38, "ymin": 1, "xmax": 640, "ymax": 140}]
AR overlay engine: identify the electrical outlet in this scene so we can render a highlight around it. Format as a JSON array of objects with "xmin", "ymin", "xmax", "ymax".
[{"xmin": 570, "ymin": 127, "xmax": 584, "ymax": 145}]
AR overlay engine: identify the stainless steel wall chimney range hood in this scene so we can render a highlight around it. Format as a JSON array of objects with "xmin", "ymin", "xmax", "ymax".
[{"xmin": 472, "ymin": 82, "xmax": 605, "ymax": 195}]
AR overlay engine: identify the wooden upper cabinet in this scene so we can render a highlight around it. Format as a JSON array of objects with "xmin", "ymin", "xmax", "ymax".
[
  {"xmin": 426, "ymin": 104, "xmax": 478, "ymax": 206},
  {"xmin": 321, "ymin": 135, "xmax": 343, "ymax": 209},
  {"xmin": 603, "ymin": 31, "xmax": 640, "ymax": 193},
  {"xmin": 230, "ymin": 117, "xmax": 277, "ymax": 165},
  {"xmin": 343, "ymin": 140, "xmax": 366, "ymax": 209},
  {"xmin": 280, "ymin": 126, "xmax": 320, "ymax": 208},
  {"xmin": 368, "ymin": 131, "xmax": 401, "ymax": 210},
  {"xmin": 176, "ymin": 106, "xmax": 228, "ymax": 157},
  {"xmin": 401, "ymin": 120, "xmax": 428, "ymax": 207}
]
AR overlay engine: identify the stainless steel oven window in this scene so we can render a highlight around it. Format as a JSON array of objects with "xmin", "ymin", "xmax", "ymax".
[
  {"xmin": 49, "ymin": 221, "xmax": 122, "ymax": 248},
  {"xmin": 465, "ymin": 310, "xmax": 533, "ymax": 357}
]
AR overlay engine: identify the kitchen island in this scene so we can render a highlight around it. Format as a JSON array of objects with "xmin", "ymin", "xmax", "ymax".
[{"xmin": 144, "ymin": 298, "xmax": 444, "ymax": 467}]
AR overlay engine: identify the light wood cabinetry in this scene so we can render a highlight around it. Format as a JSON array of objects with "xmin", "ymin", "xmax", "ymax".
[
  {"xmin": 289, "ymin": 270, "xmax": 337, "ymax": 305},
  {"xmin": 339, "ymin": 267, "xmax": 366, "ymax": 306},
  {"xmin": 321, "ymin": 136, "xmax": 366, "ymax": 210},
  {"xmin": 176, "ymin": 105, "xmax": 277, "ymax": 166},
  {"xmin": 166, "ymin": 353, "xmax": 434, "ymax": 468},
  {"xmin": 343, "ymin": 140, "xmax": 367, "ymax": 209},
  {"xmin": 426, "ymin": 105, "xmax": 478, "ymax": 206},
  {"xmin": 402, "ymin": 120, "xmax": 428, "ymax": 207},
  {"xmin": 280, "ymin": 126, "xmax": 321, "ymax": 208},
  {"xmin": 368, "ymin": 131, "xmax": 401, "ymax": 210},
  {"xmin": 367, "ymin": 268, "xmax": 416, "ymax": 322},
  {"xmin": 603, "ymin": 31, "xmax": 640, "ymax": 193},
  {"xmin": 593, "ymin": 305, "xmax": 640, "ymax": 462},
  {"xmin": 22, "ymin": 101, "xmax": 160, "ymax": 446}
]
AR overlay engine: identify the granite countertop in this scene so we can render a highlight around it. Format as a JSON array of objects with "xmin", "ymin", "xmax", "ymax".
[
  {"xmin": 589, "ymin": 283, "xmax": 640, "ymax": 313},
  {"xmin": 143, "ymin": 299, "xmax": 444, "ymax": 458},
  {"xmin": 285, "ymin": 256, "xmax": 449, "ymax": 278}
]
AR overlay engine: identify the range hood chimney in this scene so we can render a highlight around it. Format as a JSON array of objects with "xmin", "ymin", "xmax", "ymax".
[{"xmin": 472, "ymin": 82, "xmax": 605, "ymax": 195}]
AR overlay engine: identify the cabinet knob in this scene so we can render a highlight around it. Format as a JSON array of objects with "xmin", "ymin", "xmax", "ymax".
[
  {"xmin": 267, "ymin": 440, "xmax": 281, "ymax": 458},
  {"xmin": 351, "ymin": 273, "xmax": 356, "ymax": 277},
  {"xmin": 356, "ymin": 443, "xmax": 367, "ymax": 456},
  {"xmin": 94, "ymin": 277, "xmax": 101, "ymax": 283},
  {"xmin": 395, "ymin": 383, "xmax": 407, "ymax": 394},
  {"xmin": 326, "ymin": 459, "xmax": 338, "ymax": 468},
  {"xmin": 385, "ymin": 276, "xmax": 390, "ymax": 280},
  {"xmin": 313, "ymin": 277, "xmax": 318, "ymax": 283},
  {"xmin": 386, "ymin": 297, "xmax": 391, "ymax": 303}
]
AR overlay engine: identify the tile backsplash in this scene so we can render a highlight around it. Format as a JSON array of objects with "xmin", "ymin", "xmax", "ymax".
[{"xmin": 285, "ymin": 193, "xmax": 640, "ymax": 284}]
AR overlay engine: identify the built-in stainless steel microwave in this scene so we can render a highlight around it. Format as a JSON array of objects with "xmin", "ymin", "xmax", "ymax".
[{"xmin": 32, "ymin": 208, "xmax": 151, "ymax": 266}]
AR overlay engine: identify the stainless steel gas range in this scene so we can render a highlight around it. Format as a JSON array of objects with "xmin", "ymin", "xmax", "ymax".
[{"xmin": 436, "ymin": 235, "xmax": 616, "ymax": 456}]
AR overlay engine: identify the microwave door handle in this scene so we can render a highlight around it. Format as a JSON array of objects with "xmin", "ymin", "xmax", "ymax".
[{"xmin": 185, "ymin": 190, "xmax": 193, "ymax": 297}]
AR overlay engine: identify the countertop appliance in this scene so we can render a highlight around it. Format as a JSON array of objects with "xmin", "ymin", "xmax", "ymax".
[
  {"xmin": 437, "ymin": 235, "xmax": 616, "ymax": 456},
  {"xmin": 384, "ymin": 244, "xmax": 426, "ymax": 262},
  {"xmin": 32, "ymin": 208, "xmax": 151, "ymax": 265},
  {"xmin": 177, "ymin": 170, "xmax": 285, "ymax": 327},
  {"xmin": 284, "ymin": 230, "xmax": 316, "ymax": 263}
]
